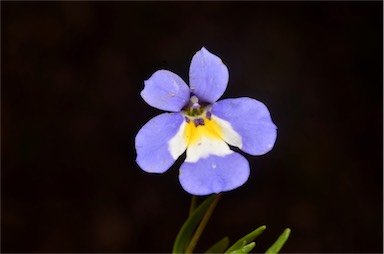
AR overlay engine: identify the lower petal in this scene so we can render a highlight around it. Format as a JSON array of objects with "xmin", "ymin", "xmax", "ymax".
[
  {"xmin": 212, "ymin": 98, "xmax": 277, "ymax": 156},
  {"xmin": 179, "ymin": 153, "xmax": 250, "ymax": 196},
  {"xmin": 135, "ymin": 113, "xmax": 187, "ymax": 173}
]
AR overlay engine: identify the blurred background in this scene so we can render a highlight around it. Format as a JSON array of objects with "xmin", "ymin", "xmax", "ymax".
[{"xmin": 1, "ymin": 2, "xmax": 382, "ymax": 253}]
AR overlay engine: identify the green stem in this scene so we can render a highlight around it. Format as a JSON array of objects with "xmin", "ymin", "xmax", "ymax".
[
  {"xmin": 185, "ymin": 193, "xmax": 222, "ymax": 254},
  {"xmin": 189, "ymin": 196, "xmax": 197, "ymax": 216}
]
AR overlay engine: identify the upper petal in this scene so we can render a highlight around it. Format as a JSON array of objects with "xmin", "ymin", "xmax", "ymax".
[
  {"xmin": 189, "ymin": 47, "xmax": 229, "ymax": 103},
  {"xmin": 135, "ymin": 113, "xmax": 187, "ymax": 173},
  {"xmin": 179, "ymin": 152, "xmax": 250, "ymax": 196},
  {"xmin": 141, "ymin": 70, "xmax": 190, "ymax": 112},
  {"xmin": 212, "ymin": 97, "xmax": 277, "ymax": 155}
]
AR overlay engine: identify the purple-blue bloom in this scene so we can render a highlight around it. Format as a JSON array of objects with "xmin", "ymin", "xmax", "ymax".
[{"xmin": 135, "ymin": 47, "xmax": 277, "ymax": 196}]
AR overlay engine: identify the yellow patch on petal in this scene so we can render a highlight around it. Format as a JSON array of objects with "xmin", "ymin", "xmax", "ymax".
[
  {"xmin": 184, "ymin": 117, "xmax": 223, "ymax": 146},
  {"xmin": 168, "ymin": 111, "xmax": 242, "ymax": 163},
  {"xmin": 183, "ymin": 116, "xmax": 233, "ymax": 163}
]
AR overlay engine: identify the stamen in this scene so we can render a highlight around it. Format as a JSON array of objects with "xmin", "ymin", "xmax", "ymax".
[{"xmin": 206, "ymin": 111, "xmax": 212, "ymax": 120}]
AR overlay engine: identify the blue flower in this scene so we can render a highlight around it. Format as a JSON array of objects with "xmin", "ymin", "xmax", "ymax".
[{"xmin": 135, "ymin": 47, "xmax": 277, "ymax": 196}]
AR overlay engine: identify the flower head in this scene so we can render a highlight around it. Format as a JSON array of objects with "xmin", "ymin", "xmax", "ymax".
[{"xmin": 135, "ymin": 47, "xmax": 277, "ymax": 195}]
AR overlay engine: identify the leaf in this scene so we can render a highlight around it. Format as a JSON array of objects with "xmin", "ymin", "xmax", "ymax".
[
  {"xmin": 228, "ymin": 242, "xmax": 256, "ymax": 254},
  {"xmin": 265, "ymin": 228, "xmax": 291, "ymax": 254},
  {"xmin": 172, "ymin": 195, "xmax": 217, "ymax": 254},
  {"xmin": 205, "ymin": 236, "xmax": 230, "ymax": 253},
  {"xmin": 225, "ymin": 225, "xmax": 266, "ymax": 253}
]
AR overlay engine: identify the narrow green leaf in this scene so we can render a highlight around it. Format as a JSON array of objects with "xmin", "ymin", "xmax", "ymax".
[
  {"xmin": 225, "ymin": 225, "xmax": 266, "ymax": 253},
  {"xmin": 172, "ymin": 195, "xmax": 216, "ymax": 254},
  {"xmin": 229, "ymin": 242, "xmax": 256, "ymax": 254},
  {"xmin": 265, "ymin": 228, "xmax": 291, "ymax": 254},
  {"xmin": 205, "ymin": 236, "xmax": 230, "ymax": 253}
]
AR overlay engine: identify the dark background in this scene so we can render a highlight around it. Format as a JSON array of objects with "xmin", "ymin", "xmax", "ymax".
[{"xmin": 1, "ymin": 1, "xmax": 382, "ymax": 253}]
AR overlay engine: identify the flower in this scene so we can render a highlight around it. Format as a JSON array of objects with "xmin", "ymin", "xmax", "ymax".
[{"xmin": 135, "ymin": 47, "xmax": 277, "ymax": 196}]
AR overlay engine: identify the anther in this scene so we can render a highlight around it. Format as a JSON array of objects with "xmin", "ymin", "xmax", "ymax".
[
  {"xmin": 206, "ymin": 111, "xmax": 212, "ymax": 120},
  {"xmin": 193, "ymin": 118, "xmax": 205, "ymax": 127}
]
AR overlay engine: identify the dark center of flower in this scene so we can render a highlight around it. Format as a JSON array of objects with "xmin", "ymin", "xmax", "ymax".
[
  {"xmin": 184, "ymin": 95, "xmax": 203, "ymax": 116},
  {"xmin": 183, "ymin": 95, "xmax": 212, "ymax": 127}
]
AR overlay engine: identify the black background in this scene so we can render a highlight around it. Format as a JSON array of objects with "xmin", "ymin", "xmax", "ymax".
[{"xmin": 2, "ymin": 1, "xmax": 383, "ymax": 253}]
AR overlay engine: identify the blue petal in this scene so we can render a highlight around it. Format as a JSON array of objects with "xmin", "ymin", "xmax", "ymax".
[
  {"xmin": 212, "ymin": 98, "xmax": 277, "ymax": 155},
  {"xmin": 135, "ymin": 113, "xmax": 185, "ymax": 173},
  {"xmin": 141, "ymin": 70, "xmax": 190, "ymax": 112},
  {"xmin": 189, "ymin": 47, "xmax": 229, "ymax": 103},
  {"xmin": 179, "ymin": 153, "xmax": 250, "ymax": 195}
]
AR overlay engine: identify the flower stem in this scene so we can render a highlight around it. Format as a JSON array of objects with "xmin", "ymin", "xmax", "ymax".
[
  {"xmin": 185, "ymin": 193, "xmax": 222, "ymax": 254},
  {"xmin": 189, "ymin": 196, "xmax": 197, "ymax": 216}
]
